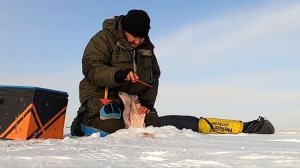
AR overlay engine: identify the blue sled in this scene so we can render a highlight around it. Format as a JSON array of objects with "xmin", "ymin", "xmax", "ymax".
[{"xmin": 81, "ymin": 124, "xmax": 109, "ymax": 137}]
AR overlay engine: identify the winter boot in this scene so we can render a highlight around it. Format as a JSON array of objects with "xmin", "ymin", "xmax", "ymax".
[
  {"xmin": 70, "ymin": 106, "xmax": 86, "ymax": 136},
  {"xmin": 243, "ymin": 116, "xmax": 275, "ymax": 134}
]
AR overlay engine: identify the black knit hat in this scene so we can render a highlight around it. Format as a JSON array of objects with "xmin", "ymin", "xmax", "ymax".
[{"xmin": 122, "ymin": 9, "xmax": 151, "ymax": 38}]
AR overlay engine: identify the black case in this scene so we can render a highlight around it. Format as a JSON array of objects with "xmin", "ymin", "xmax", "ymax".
[{"xmin": 0, "ymin": 85, "xmax": 68, "ymax": 140}]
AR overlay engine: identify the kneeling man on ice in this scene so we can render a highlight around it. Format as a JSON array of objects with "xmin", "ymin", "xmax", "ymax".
[{"xmin": 70, "ymin": 9, "xmax": 274, "ymax": 137}]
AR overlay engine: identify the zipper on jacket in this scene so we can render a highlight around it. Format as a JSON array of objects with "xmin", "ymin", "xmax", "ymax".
[{"xmin": 132, "ymin": 49, "xmax": 137, "ymax": 72}]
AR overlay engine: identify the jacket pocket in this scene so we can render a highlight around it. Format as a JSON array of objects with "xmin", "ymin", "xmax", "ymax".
[
  {"xmin": 138, "ymin": 49, "xmax": 153, "ymax": 69},
  {"xmin": 143, "ymin": 55, "xmax": 153, "ymax": 69}
]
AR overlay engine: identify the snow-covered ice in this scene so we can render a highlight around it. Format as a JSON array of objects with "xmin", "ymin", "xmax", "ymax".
[{"xmin": 1, "ymin": 126, "xmax": 299, "ymax": 168}]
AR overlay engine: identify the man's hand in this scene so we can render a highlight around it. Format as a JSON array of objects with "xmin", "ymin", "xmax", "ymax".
[
  {"xmin": 114, "ymin": 69, "xmax": 139, "ymax": 83},
  {"xmin": 137, "ymin": 105, "xmax": 150, "ymax": 114},
  {"xmin": 135, "ymin": 98, "xmax": 151, "ymax": 114},
  {"xmin": 125, "ymin": 71, "xmax": 139, "ymax": 82}
]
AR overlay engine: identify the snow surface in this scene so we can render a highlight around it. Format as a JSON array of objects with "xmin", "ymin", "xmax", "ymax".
[{"xmin": 1, "ymin": 126, "xmax": 300, "ymax": 168}]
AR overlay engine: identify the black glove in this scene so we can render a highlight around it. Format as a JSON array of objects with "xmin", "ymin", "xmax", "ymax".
[
  {"xmin": 114, "ymin": 68, "xmax": 132, "ymax": 83},
  {"xmin": 138, "ymin": 97, "xmax": 154, "ymax": 110}
]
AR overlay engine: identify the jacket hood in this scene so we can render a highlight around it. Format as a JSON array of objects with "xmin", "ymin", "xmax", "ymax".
[{"xmin": 102, "ymin": 16, "xmax": 124, "ymax": 39}]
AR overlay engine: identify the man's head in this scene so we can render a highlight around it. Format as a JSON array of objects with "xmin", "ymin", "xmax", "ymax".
[{"xmin": 122, "ymin": 9, "xmax": 151, "ymax": 38}]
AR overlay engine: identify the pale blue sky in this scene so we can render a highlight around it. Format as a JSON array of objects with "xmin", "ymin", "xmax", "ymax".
[{"xmin": 1, "ymin": 0, "xmax": 299, "ymax": 129}]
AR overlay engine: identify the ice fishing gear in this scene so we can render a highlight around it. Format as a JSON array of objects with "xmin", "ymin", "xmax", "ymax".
[
  {"xmin": 100, "ymin": 87, "xmax": 112, "ymax": 105},
  {"xmin": 0, "ymin": 85, "xmax": 68, "ymax": 140},
  {"xmin": 99, "ymin": 87, "xmax": 121, "ymax": 120},
  {"xmin": 242, "ymin": 116, "xmax": 275, "ymax": 134},
  {"xmin": 135, "ymin": 79, "xmax": 153, "ymax": 88},
  {"xmin": 99, "ymin": 103, "xmax": 122, "ymax": 120},
  {"xmin": 198, "ymin": 117, "xmax": 244, "ymax": 134},
  {"xmin": 80, "ymin": 123, "xmax": 109, "ymax": 137}
]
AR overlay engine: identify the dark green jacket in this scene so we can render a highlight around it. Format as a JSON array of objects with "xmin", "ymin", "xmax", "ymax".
[{"xmin": 79, "ymin": 15, "xmax": 160, "ymax": 108}]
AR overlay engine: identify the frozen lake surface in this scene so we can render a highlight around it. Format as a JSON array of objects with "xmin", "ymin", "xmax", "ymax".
[{"xmin": 1, "ymin": 126, "xmax": 299, "ymax": 167}]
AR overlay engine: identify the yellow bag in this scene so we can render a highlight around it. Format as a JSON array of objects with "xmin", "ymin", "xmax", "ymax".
[{"xmin": 198, "ymin": 117, "xmax": 243, "ymax": 134}]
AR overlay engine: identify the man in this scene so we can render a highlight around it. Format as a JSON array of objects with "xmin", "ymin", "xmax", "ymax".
[
  {"xmin": 71, "ymin": 9, "xmax": 160, "ymax": 136},
  {"xmin": 71, "ymin": 9, "xmax": 275, "ymax": 136}
]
